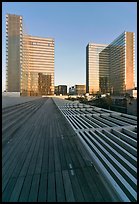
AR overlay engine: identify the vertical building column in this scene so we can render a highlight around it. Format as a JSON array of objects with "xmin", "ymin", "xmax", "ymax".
[{"xmin": 125, "ymin": 32, "xmax": 135, "ymax": 92}]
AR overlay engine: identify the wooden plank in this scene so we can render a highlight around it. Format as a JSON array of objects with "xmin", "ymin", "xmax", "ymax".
[
  {"xmin": 12, "ymin": 151, "xmax": 33, "ymax": 178},
  {"xmin": 47, "ymin": 172, "xmax": 56, "ymax": 202},
  {"xmin": 2, "ymin": 108, "xmax": 38, "ymax": 147},
  {"xmin": 48, "ymin": 126, "xmax": 55, "ymax": 173},
  {"xmin": 61, "ymin": 134, "xmax": 73, "ymax": 170},
  {"xmin": 57, "ymin": 114, "xmax": 88, "ymax": 168},
  {"xmin": 64, "ymin": 137, "xmax": 81, "ymax": 169},
  {"xmin": 82, "ymin": 167, "xmax": 104, "ymax": 202},
  {"xmin": 68, "ymin": 169, "xmax": 85, "ymax": 202},
  {"xmin": 18, "ymin": 129, "xmax": 39, "ymax": 177},
  {"xmin": 41, "ymin": 124, "xmax": 49, "ymax": 174},
  {"xmin": 57, "ymin": 116, "xmax": 75, "ymax": 136},
  {"xmin": 9, "ymin": 176, "xmax": 25, "ymax": 202},
  {"xmin": 27, "ymin": 129, "xmax": 42, "ymax": 175},
  {"xmin": 3, "ymin": 130, "xmax": 30, "ymax": 176},
  {"xmin": 2, "ymin": 177, "xmax": 17, "ymax": 202},
  {"xmin": 2, "ymin": 112, "xmax": 41, "ymax": 182},
  {"xmin": 2, "ymin": 118, "xmax": 34, "ymax": 163},
  {"xmin": 28, "ymin": 174, "xmax": 40, "ymax": 202},
  {"xmin": 2, "ymin": 151, "xmax": 26, "ymax": 192},
  {"xmin": 75, "ymin": 168, "xmax": 94, "ymax": 202},
  {"xmin": 53, "ymin": 137, "xmax": 61, "ymax": 172},
  {"xmin": 18, "ymin": 175, "xmax": 32, "ymax": 202},
  {"xmin": 67, "ymin": 134, "xmax": 86, "ymax": 168},
  {"xmin": 38, "ymin": 173, "xmax": 47, "ymax": 202},
  {"xmin": 56, "ymin": 107, "xmax": 89, "ymax": 168},
  {"xmin": 88, "ymin": 166, "xmax": 113, "ymax": 202},
  {"xmin": 62, "ymin": 170, "xmax": 75, "ymax": 202},
  {"xmin": 2, "ymin": 99, "xmax": 45, "ymax": 200},
  {"xmin": 35, "ymin": 125, "xmax": 45, "ymax": 174},
  {"xmin": 2, "ymin": 99, "xmax": 42, "ymax": 158},
  {"xmin": 53, "ymin": 119, "xmax": 63, "ymax": 171},
  {"xmin": 55, "ymin": 171, "xmax": 66, "ymax": 202},
  {"xmin": 57, "ymin": 137, "xmax": 68, "ymax": 170}
]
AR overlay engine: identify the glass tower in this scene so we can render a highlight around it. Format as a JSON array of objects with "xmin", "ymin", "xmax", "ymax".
[
  {"xmin": 6, "ymin": 14, "xmax": 55, "ymax": 96},
  {"xmin": 86, "ymin": 31, "xmax": 135, "ymax": 95},
  {"xmin": 100, "ymin": 31, "xmax": 135, "ymax": 95},
  {"xmin": 99, "ymin": 46, "xmax": 110, "ymax": 94},
  {"xmin": 6, "ymin": 14, "xmax": 23, "ymax": 92},
  {"xmin": 25, "ymin": 35, "xmax": 54, "ymax": 96},
  {"xmin": 86, "ymin": 43, "xmax": 107, "ymax": 94}
]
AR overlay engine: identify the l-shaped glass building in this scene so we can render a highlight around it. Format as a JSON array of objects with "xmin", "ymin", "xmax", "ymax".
[
  {"xmin": 6, "ymin": 14, "xmax": 54, "ymax": 96},
  {"xmin": 86, "ymin": 31, "xmax": 135, "ymax": 95}
]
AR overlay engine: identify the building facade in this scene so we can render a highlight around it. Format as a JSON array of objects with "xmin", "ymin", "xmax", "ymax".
[
  {"xmin": 86, "ymin": 43, "xmax": 107, "ymax": 94},
  {"xmin": 6, "ymin": 14, "xmax": 23, "ymax": 92},
  {"xmin": 69, "ymin": 85, "xmax": 86, "ymax": 95},
  {"xmin": 54, "ymin": 85, "xmax": 67, "ymax": 95},
  {"xmin": 86, "ymin": 31, "xmax": 135, "ymax": 96},
  {"xmin": 6, "ymin": 14, "xmax": 55, "ymax": 96},
  {"xmin": 99, "ymin": 46, "xmax": 110, "ymax": 94},
  {"xmin": 25, "ymin": 35, "xmax": 54, "ymax": 96},
  {"xmin": 109, "ymin": 32, "xmax": 135, "ymax": 95}
]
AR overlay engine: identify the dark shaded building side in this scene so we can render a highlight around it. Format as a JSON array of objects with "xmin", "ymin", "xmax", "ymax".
[{"xmin": 54, "ymin": 85, "xmax": 67, "ymax": 95}]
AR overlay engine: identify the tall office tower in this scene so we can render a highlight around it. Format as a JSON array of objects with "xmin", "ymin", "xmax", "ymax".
[
  {"xmin": 6, "ymin": 14, "xmax": 23, "ymax": 92},
  {"xmin": 26, "ymin": 35, "xmax": 54, "ymax": 96},
  {"xmin": 86, "ymin": 43, "xmax": 107, "ymax": 94},
  {"xmin": 108, "ymin": 31, "xmax": 135, "ymax": 95},
  {"xmin": 99, "ymin": 46, "xmax": 110, "ymax": 94},
  {"xmin": 21, "ymin": 34, "xmax": 30, "ymax": 95},
  {"xmin": 6, "ymin": 13, "xmax": 55, "ymax": 96},
  {"xmin": 86, "ymin": 31, "xmax": 135, "ymax": 95}
]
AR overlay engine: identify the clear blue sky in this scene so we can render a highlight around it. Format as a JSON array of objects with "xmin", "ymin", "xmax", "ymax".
[{"xmin": 2, "ymin": 2, "xmax": 137, "ymax": 91}]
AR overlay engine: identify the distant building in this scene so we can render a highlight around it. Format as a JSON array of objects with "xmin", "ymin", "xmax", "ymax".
[
  {"xmin": 69, "ymin": 85, "xmax": 86, "ymax": 95},
  {"xmin": 69, "ymin": 86, "xmax": 75, "ymax": 95},
  {"xmin": 54, "ymin": 86, "xmax": 58, "ymax": 95},
  {"xmin": 55, "ymin": 85, "xmax": 67, "ymax": 95},
  {"xmin": 125, "ymin": 88, "xmax": 137, "ymax": 98},
  {"xmin": 86, "ymin": 31, "xmax": 135, "ymax": 96},
  {"xmin": 132, "ymin": 90, "xmax": 137, "ymax": 98}
]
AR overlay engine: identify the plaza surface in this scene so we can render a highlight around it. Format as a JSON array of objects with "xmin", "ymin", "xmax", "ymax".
[
  {"xmin": 2, "ymin": 97, "xmax": 137, "ymax": 202},
  {"xmin": 2, "ymin": 94, "xmax": 41, "ymax": 108}
]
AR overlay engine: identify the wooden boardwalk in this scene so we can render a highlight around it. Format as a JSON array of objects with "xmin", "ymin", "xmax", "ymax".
[{"xmin": 2, "ymin": 97, "xmax": 115, "ymax": 202}]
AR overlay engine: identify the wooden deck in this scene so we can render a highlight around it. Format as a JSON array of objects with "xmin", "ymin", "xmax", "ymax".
[{"xmin": 2, "ymin": 97, "xmax": 114, "ymax": 202}]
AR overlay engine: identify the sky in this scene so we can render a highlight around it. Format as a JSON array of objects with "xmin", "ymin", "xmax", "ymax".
[{"xmin": 2, "ymin": 2, "xmax": 137, "ymax": 91}]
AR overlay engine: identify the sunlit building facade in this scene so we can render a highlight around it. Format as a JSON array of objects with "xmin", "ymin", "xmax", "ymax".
[
  {"xmin": 99, "ymin": 46, "xmax": 110, "ymax": 94},
  {"xmin": 86, "ymin": 43, "xmax": 107, "ymax": 94},
  {"xmin": 25, "ymin": 35, "xmax": 54, "ymax": 96},
  {"xmin": 21, "ymin": 34, "xmax": 30, "ymax": 95},
  {"xmin": 75, "ymin": 84, "xmax": 86, "ymax": 95},
  {"xmin": 108, "ymin": 31, "xmax": 135, "ymax": 95},
  {"xmin": 6, "ymin": 14, "xmax": 23, "ymax": 92},
  {"xmin": 86, "ymin": 31, "xmax": 135, "ymax": 95},
  {"xmin": 6, "ymin": 14, "xmax": 55, "ymax": 96}
]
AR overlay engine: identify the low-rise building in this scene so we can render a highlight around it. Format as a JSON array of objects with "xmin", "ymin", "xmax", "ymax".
[
  {"xmin": 69, "ymin": 85, "xmax": 86, "ymax": 95},
  {"xmin": 54, "ymin": 85, "xmax": 67, "ymax": 95}
]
